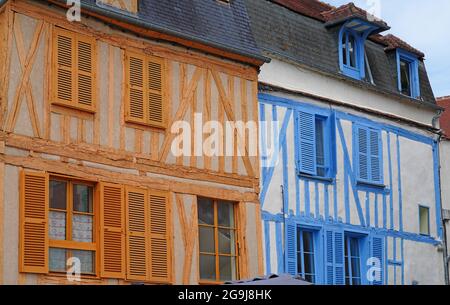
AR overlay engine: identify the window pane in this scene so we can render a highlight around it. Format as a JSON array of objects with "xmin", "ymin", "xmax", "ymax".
[
  {"xmin": 342, "ymin": 33, "xmax": 347, "ymax": 66},
  {"xmin": 419, "ymin": 206, "xmax": 430, "ymax": 235},
  {"xmin": 199, "ymin": 226, "xmax": 215, "ymax": 253},
  {"xmin": 198, "ymin": 198, "xmax": 214, "ymax": 225},
  {"xmin": 218, "ymin": 229, "xmax": 235, "ymax": 255},
  {"xmin": 72, "ymin": 214, "xmax": 93, "ymax": 242},
  {"xmin": 297, "ymin": 252, "xmax": 303, "ymax": 275},
  {"xmin": 351, "ymin": 257, "xmax": 361, "ymax": 279},
  {"xmin": 400, "ymin": 60, "xmax": 411, "ymax": 96},
  {"xmin": 72, "ymin": 250, "xmax": 95, "ymax": 274},
  {"xmin": 50, "ymin": 180, "xmax": 67, "ymax": 210},
  {"xmin": 218, "ymin": 201, "xmax": 234, "ymax": 227},
  {"xmin": 49, "ymin": 248, "xmax": 67, "ymax": 272},
  {"xmin": 348, "ymin": 34, "xmax": 356, "ymax": 68},
  {"xmin": 49, "ymin": 211, "xmax": 66, "ymax": 240},
  {"xmin": 199, "ymin": 254, "xmax": 216, "ymax": 281},
  {"xmin": 73, "ymin": 184, "xmax": 93, "ymax": 213},
  {"xmin": 349, "ymin": 238, "xmax": 360, "ymax": 257},
  {"xmin": 302, "ymin": 231, "xmax": 314, "ymax": 253},
  {"xmin": 305, "ymin": 274, "xmax": 315, "ymax": 284},
  {"xmin": 304, "ymin": 253, "xmax": 315, "ymax": 276},
  {"xmin": 219, "ymin": 256, "xmax": 236, "ymax": 281}
]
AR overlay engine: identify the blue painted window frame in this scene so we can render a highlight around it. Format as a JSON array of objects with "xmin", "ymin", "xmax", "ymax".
[
  {"xmin": 296, "ymin": 227, "xmax": 317, "ymax": 283},
  {"xmin": 353, "ymin": 123, "xmax": 384, "ymax": 187},
  {"xmin": 396, "ymin": 49, "xmax": 421, "ymax": 99},
  {"xmin": 344, "ymin": 234, "xmax": 363, "ymax": 285},
  {"xmin": 339, "ymin": 28, "xmax": 365, "ymax": 80},
  {"xmin": 295, "ymin": 109, "xmax": 336, "ymax": 181},
  {"xmin": 418, "ymin": 205, "xmax": 430, "ymax": 236}
]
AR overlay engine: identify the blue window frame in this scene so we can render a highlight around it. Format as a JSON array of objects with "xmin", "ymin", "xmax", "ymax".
[
  {"xmin": 339, "ymin": 28, "xmax": 365, "ymax": 80},
  {"xmin": 344, "ymin": 235, "xmax": 362, "ymax": 285},
  {"xmin": 295, "ymin": 110, "xmax": 335, "ymax": 180},
  {"xmin": 296, "ymin": 228, "xmax": 316, "ymax": 283},
  {"xmin": 397, "ymin": 49, "xmax": 420, "ymax": 98},
  {"xmin": 353, "ymin": 124, "xmax": 383, "ymax": 186},
  {"xmin": 419, "ymin": 205, "xmax": 430, "ymax": 236}
]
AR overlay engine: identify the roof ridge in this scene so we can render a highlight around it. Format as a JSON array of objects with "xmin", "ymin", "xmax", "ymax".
[{"xmin": 382, "ymin": 33, "xmax": 425, "ymax": 58}]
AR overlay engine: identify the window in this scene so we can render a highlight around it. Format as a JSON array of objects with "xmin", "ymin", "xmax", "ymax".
[
  {"xmin": 125, "ymin": 52, "xmax": 166, "ymax": 128},
  {"xmin": 48, "ymin": 178, "xmax": 96, "ymax": 274},
  {"xmin": 339, "ymin": 29, "xmax": 363, "ymax": 79},
  {"xmin": 296, "ymin": 111, "xmax": 334, "ymax": 179},
  {"xmin": 53, "ymin": 27, "xmax": 96, "ymax": 112},
  {"xmin": 419, "ymin": 205, "xmax": 430, "ymax": 236},
  {"xmin": 354, "ymin": 124, "xmax": 383, "ymax": 186},
  {"xmin": 198, "ymin": 198, "xmax": 238, "ymax": 282},
  {"xmin": 296, "ymin": 228, "xmax": 316, "ymax": 283},
  {"xmin": 397, "ymin": 50, "xmax": 420, "ymax": 98},
  {"xmin": 344, "ymin": 235, "xmax": 361, "ymax": 285}
]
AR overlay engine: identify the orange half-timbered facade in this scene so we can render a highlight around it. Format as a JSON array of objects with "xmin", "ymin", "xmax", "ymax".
[{"xmin": 0, "ymin": 0, "xmax": 266, "ymax": 284}]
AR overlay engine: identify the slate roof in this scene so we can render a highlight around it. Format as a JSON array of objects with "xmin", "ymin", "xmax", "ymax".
[
  {"xmin": 49, "ymin": 0, "xmax": 267, "ymax": 64},
  {"xmin": 437, "ymin": 97, "xmax": 450, "ymax": 137},
  {"xmin": 245, "ymin": 0, "xmax": 437, "ymax": 107}
]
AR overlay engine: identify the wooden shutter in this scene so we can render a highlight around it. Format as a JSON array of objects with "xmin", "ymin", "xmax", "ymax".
[
  {"xmin": 147, "ymin": 57, "xmax": 164, "ymax": 127},
  {"xmin": 325, "ymin": 228, "xmax": 344, "ymax": 285},
  {"xmin": 19, "ymin": 171, "xmax": 49, "ymax": 274},
  {"xmin": 100, "ymin": 183, "xmax": 125, "ymax": 278},
  {"xmin": 148, "ymin": 190, "xmax": 170, "ymax": 282},
  {"xmin": 297, "ymin": 111, "xmax": 317, "ymax": 175},
  {"xmin": 55, "ymin": 28, "xmax": 75, "ymax": 104},
  {"xmin": 285, "ymin": 222, "xmax": 297, "ymax": 276},
  {"xmin": 76, "ymin": 35, "xmax": 95, "ymax": 109},
  {"xmin": 371, "ymin": 235, "xmax": 384, "ymax": 285},
  {"xmin": 126, "ymin": 187, "xmax": 148, "ymax": 281},
  {"xmin": 369, "ymin": 129, "xmax": 382, "ymax": 184},
  {"xmin": 126, "ymin": 53, "xmax": 146, "ymax": 124},
  {"xmin": 356, "ymin": 126, "xmax": 369, "ymax": 181}
]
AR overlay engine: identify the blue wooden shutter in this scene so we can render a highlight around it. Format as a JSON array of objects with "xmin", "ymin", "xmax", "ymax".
[
  {"xmin": 356, "ymin": 126, "xmax": 369, "ymax": 182},
  {"xmin": 371, "ymin": 235, "xmax": 384, "ymax": 285},
  {"xmin": 297, "ymin": 111, "xmax": 316, "ymax": 175},
  {"xmin": 369, "ymin": 129, "xmax": 382, "ymax": 184},
  {"xmin": 286, "ymin": 223, "xmax": 297, "ymax": 275},
  {"xmin": 325, "ymin": 228, "xmax": 345, "ymax": 285}
]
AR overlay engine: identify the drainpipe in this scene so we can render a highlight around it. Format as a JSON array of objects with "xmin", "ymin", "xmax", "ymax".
[{"xmin": 432, "ymin": 110, "xmax": 449, "ymax": 285}]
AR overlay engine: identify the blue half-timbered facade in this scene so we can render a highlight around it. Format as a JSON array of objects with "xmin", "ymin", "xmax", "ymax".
[{"xmin": 246, "ymin": 0, "xmax": 445, "ymax": 285}]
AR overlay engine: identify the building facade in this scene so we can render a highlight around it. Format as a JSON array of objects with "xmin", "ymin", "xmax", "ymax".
[
  {"xmin": 0, "ymin": 0, "xmax": 266, "ymax": 284},
  {"xmin": 246, "ymin": 0, "xmax": 446, "ymax": 285}
]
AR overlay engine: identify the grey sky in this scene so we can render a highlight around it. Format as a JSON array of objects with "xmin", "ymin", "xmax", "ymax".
[{"xmin": 325, "ymin": 0, "xmax": 450, "ymax": 98}]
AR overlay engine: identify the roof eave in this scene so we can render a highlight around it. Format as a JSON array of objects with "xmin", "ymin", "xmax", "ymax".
[
  {"xmin": 324, "ymin": 16, "xmax": 390, "ymax": 34},
  {"xmin": 46, "ymin": 0, "xmax": 270, "ymax": 66}
]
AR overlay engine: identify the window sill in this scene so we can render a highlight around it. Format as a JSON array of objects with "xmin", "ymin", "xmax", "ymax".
[
  {"xmin": 125, "ymin": 119, "xmax": 167, "ymax": 132},
  {"xmin": 199, "ymin": 280, "xmax": 224, "ymax": 285},
  {"xmin": 52, "ymin": 101, "xmax": 96, "ymax": 114},
  {"xmin": 356, "ymin": 181, "xmax": 386, "ymax": 190},
  {"xmin": 298, "ymin": 173, "xmax": 334, "ymax": 184}
]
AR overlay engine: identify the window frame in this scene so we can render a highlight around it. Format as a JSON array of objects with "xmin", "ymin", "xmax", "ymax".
[
  {"xmin": 418, "ymin": 204, "xmax": 431, "ymax": 236},
  {"xmin": 48, "ymin": 175, "xmax": 99, "ymax": 276},
  {"xmin": 353, "ymin": 123, "xmax": 384, "ymax": 187},
  {"xmin": 344, "ymin": 234, "xmax": 362, "ymax": 286},
  {"xmin": 295, "ymin": 109, "xmax": 335, "ymax": 181},
  {"xmin": 396, "ymin": 49, "xmax": 421, "ymax": 99},
  {"xmin": 197, "ymin": 198, "xmax": 239, "ymax": 284},
  {"xmin": 52, "ymin": 26, "xmax": 97, "ymax": 113},
  {"xmin": 296, "ymin": 227, "xmax": 317, "ymax": 283},
  {"xmin": 339, "ymin": 27, "xmax": 365, "ymax": 80}
]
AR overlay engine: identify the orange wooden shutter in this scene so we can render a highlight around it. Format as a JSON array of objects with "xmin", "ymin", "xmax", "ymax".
[
  {"xmin": 54, "ymin": 28, "xmax": 75, "ymax": 104},
  {"xmin": 100, "ymin": 183, "xmax": 125, "ymax": 278},
  {"xmin": 127, "ymin": 53, "xmax": 146, "ymax": 124},
  {"xmin": 76, "ymin": 35, "xmax": 95, "ymax": 109},
  {"xmin": 147, "ymin": 57, "xmax": 164, "ymax": 127},
  {"xmin": 19, "ymin": 171, "xmax": 49, "ymax": 274},
  {"xmin": 125, "ymin": 187, "xmax": 148, "ymax": 281},
  {"xmin": 148, "ymin": 190, "xmax": 170, "ymax": 282}
]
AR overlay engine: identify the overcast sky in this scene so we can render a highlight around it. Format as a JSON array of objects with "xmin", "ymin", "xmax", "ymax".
[{"xmin": 325, "ymin": 0, "xmax": 450, "ymax": 98}]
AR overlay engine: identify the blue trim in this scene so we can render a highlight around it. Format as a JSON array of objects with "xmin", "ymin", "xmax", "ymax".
[
  {"xmin": 396, "ymin": 49, "xmax": 421, "ymax": 99},
  {"xmin": 264, "ymin": 220, "xmax": 271, "ymax": 274},
  {"xmin": 433, "ymin": 141, "xmax": 443, "ymax": 238},
  {"xmin": 387, "ymin": 132, "xmax": 394, "ymax": 230},
  {"xmin": 396, "ymin": 135, "xmax": 404, "ymax": 232},
  {"xmin": 275, "ymin": 222, "xmax": 284, "ymax": 274}
]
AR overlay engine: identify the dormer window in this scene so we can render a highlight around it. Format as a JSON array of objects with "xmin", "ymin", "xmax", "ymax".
[
  {"xmin": 340, "ymin": 29, "xmax": 361, "ymax": 78},
  {"xmin": 397, "ymin": 50, "xmax": 420, "ymax": 98}
]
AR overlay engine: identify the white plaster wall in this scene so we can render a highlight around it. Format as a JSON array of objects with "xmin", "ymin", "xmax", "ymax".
[{"xmin": 403, "ymin": 240, "xmax": 444, "ymax": 285}]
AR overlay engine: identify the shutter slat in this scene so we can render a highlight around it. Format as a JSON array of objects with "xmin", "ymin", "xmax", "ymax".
[
  {"xmin": 371, "ymin": 235, "xmax": 384, "ymax": 285},
  {"xmin": 285, "ymin": 223, "xmax": 297, "ymax": 275},
  {"xmin": 56, "ymin": 31, "xmax": 74, "ymax": 102},
  {"xmin": 20, "ymin": 171, "xmax": 48, "ymax": 274},
  {"xmin": 128, "ymin": 55, "xmax": 145, "ymax": 122},
  {"xmin": 126, "ymin": 187, "xmax": 148, "ymax": 281},
  {"xmin": 369, "ymin": 130, "xmax": 382, "ymax": 183},
  {"xmin": 325, "ymin": 228, "xmax": 345, "ymax": 285},
  {"xmin": 298, "ymin": 111, "xmax": 317, "ymax": 175},
  {"xmin": 149, "ymin": 191, "xmax": 170, "ymax": 282},
  {"xmin": 100, "ymin": 183, "xmax": 125, "ymax": 278},
  {"xmin": 76, "ymin": 37, "xmax": 94, "ymax": 107},
  {"xmin": 357, "ymin": 127, "xmax": 369, "ymax": 181}
]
